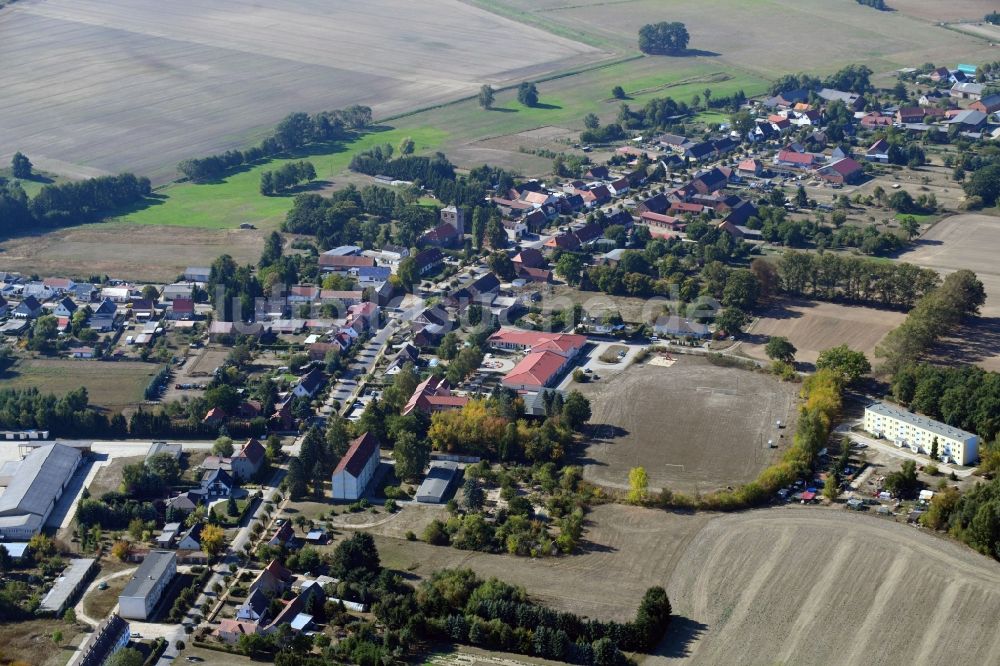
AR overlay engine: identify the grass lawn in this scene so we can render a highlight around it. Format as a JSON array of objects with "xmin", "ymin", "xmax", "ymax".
[
  {"xmin": 118, "ymin": 127, "xmax": 447, "ymax": 230},
  {"xmin": 1, "ymin": 358, "xmax": 159, "ymax": 409},
  {"xmin": 694, "ymin": 110, "xmax": 731, "ymax": 125},
  {"xmin": 895, "ymin": 212, "xmax": 940, "ymax": 224},
  {"xmin": 212, "ymin": 498, "xmax": 250, "ymax": 527},
  {"xmin": 0, "ymin": 618, "xmax": 86, "ymax": 666}
]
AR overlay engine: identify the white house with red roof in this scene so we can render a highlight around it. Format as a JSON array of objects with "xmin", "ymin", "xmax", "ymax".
[
  {"xmin": 489, "ymin": 329, "xmax": 587, "ymax": 392},
  {"xmin": 331, "ymin": 432, "xmax": 380, "ymax": 500}
]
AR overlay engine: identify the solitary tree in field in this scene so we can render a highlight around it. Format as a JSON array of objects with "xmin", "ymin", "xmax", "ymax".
[
  {"xmin": 612, "ymin": 85, "xmax": 626, "ymax": 99},
  {"xmin": 900, "ymin": 215, "xmax": 920, "ymax": 239},
  {"xmin": 638, "ymin": 22, "xmax": 690, "ymax": 55},
  {"xmin": 11, "ymin": 152, "xmax": 32, "ymax": 179},
  {"xmin": 479, "ymin": 84, "xmax": 495, "ymax": 109},
  {"xmin": 583, "ymin": 113, "xmax": 600, "ymax": 130},
  {"xmin": 765, "ymin": 336, "xmax": 797, "ymax": 363},
  {"xmin": 628, "ymin": 466, "xmax": 649, "ymax": 504},
  {"xmin": 517, "ymin": 81, "xmax": 539, "ymax": 107}
]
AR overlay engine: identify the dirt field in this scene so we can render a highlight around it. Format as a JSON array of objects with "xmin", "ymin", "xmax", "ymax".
[
  {"xmin": 575, "ymin": 357, "xmax": 797, "ymax": 494},
  {"xmin": 1, "ymin": 358, "xmax": 159, "ymax": 410},
  {"xmin": 658, "ymin": 508, "xmax": 1000, "ymax": 665},
  {"xmin": 0, "ymin": 618, "xmax": 86, "ymax": 666},
  {"xmin": 0, "ymin": 0, "xmax": 600, "ymax": 183},
  {"xmin": 0, "ymin": 222, "xmax": 264, "ymax": 282},
  {"xmin": 898, "ymin": 213, "xmax": 1000, "ymax": 370},
  {"xmin": 740, "ymin": 298, "xmax": 908, "ymax": 366}
]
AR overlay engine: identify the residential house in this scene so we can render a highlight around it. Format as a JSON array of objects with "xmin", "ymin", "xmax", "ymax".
[
  {"xmin": 607, "ymin": 177, "xmax": 630, "ymax": 196},
  {"xmin": 637, "ymin": 192, "xmax": 670, "ymax": 215},
  {"xmin": 638, "ymin": 211, "xmax": 685, "ymax": 237},
  {"xmin": 355, "ymin": 266, "xmax": 391, "ymax": 285},
  {"xmin": 774, "ymin": 149, "xmax": 819, "ymax": 170},
  {"xmin": 230, "ymin": 438, "xmax": 266, "ymax": 481},
  {"xmin": 270, "ymin": 398, "xmax": 295, "ymax": 431},
  {"xmin": 717, "ymin": 219, "xmax": 762, "ymax": 242},
  {"xmin": 249, "ymin": 560, "xmax": 294, "ymax": 597},
  {"xmin": 267, "ymin": 522, "xmax": 296, "ymax": 548},
  {"xmin": 447, "ymin": 272, "xmax": 501, "ymax": 309},
  {"xmin": 866, "ymin": 139, "xmax": 890, "ymax": 163},
  {"xmin": 13, "ymin": 296, "xmax": 43, "ymax": 319},
  {"xmin": 176, "ymin": 523, "xmax": 203, "ymax": 551},
  {"xmin": 585, "ymin": 165, "xmax": 609, "ymax": 179},
  {"xmin": 236, "ymin": 587, "xmax": 270, "ymax": 623},
  {"xmin": 860, "ymin": 112, "xmax": 894, "ymax": 129},
  {"xmin": 216, "ymin": 619, "xmax": 260, "ymax": 646},
  {"xmin": 929, "ymin": 67, "xmax": 950, "ymax": 82},
  {"xmin": 412, "ymin": 248, "xmax": 444, "ymax": 276},
  {"xmin": 736, "ymin": 158, "xmax": 764, "ymax": 178},
  {"xmin": 42, "ymin": 277, "xmax": 75, "ymax": 294},
  {"xmin": 89, "ymin": 298, "xmax": 117, "ymax": 331},
  {"xmin": 684, "ymin": 141, "xmax": 717, "ymax": 162},
  {"xmin": 331, "ymin": 432, "xmax": 380, "ymax": 501},
  {"xmin": 293, "ymin": 367, "xmax": 325, "ymax": 399},
  {"xmin": 544, "ymin": 233, "xmax": 580, "ymax": 253},
  {"xmin": 771, "ymin": 88, "xmax": 810, "ymax": 108},
  {"xmin": 200, "ymin": 468, "xmax": 234, "ymax": 499},
  {"xmin": 53, "ymin": 297, "xmax": 78, "ymax": 318},
  {"xmin": 402, "ymin": 376, "xmax": 469, "ymax": 416},
  {"xmin": 690, "ymin": 167, "xmax": 729, "ymax": 195},
  {"xmin": 287, "ymin": 285, "xmax": 320, "ymax": 304},
  {"xmin": 817, "ymin": 157, "xmax": 865, "ymax": 185},
  {"xmin": 167, "ymin": 298, "xmax": 195, "ymax": 321},
  {"xmin": 164, "ymin": 491, "xmax": 200, "ymax": 513},
  {"xmin": 384, "ymin": 343, "xmax": 419, "ymax": 375}
]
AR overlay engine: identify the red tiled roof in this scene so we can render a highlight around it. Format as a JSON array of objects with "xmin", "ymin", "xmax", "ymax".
[
  {"xmin": 824, "ymin": 157, "xmax": 863, "ymax": 176},
  {"xmin": 333, "ymin": 432, "xmax": 379, "ymax": 478},
  {"xmin": 776, "ymin": 150, "xmax": 816, "ymax": 166},
  {"xmin": 504, "ymin": 350, "xmax": 566, "ymax": 389},
  {"xmin": 488, "ymin": 329, "xmax": 586, "ymax": 355},
  {"xmin": 319, "ymin": 255, "xmax": 374, "ymax": 268}
]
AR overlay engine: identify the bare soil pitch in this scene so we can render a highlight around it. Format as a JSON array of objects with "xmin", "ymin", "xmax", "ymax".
[{"xmin": 576, "ymin": 357, "xmax": 798, "ymax": 494}]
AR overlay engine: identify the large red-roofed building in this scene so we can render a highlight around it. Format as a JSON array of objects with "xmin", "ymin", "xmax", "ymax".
[{"xmin": 490, "ymin": 329, "xmax": 587, "ymax": 392}]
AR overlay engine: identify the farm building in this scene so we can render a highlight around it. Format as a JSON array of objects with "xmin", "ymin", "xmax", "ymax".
[
  {"xmin": 416, "ymin": 461, "xmax": 459, "ymax": 503},
  {"xmin": 864, "ymin": 402, "xmax": 979, "ymax": 465},
  {"xmin": 119, "ymin": 550, "xmax": 177, "ymax": 620},
  {"xmin": 0, "ymin": 443, "xmax": 82, "ymax": 539},
  {"xmin": 331, "ymin": 432, "xmax": 380, "ymax": 500}
]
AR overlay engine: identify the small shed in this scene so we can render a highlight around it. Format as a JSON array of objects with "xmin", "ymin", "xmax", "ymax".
[{"xmin": 415, "ymin": 461, "xmax": 459, "ymax": 503}]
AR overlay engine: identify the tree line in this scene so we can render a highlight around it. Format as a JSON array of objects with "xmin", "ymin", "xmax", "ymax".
[
  {"xmin": 891, "ymin": 363, "xmax": 1000, "ymax": 441},
  {"xmin": 0, "ymin": 172, "xmax": 150, "ymax": 237},
  {"xmin": 260, "ymin": 160, "xmax": 316, "ymax": 195},
  {"xmin": 348, "ymin": 151, "xmax": 516, "ymax": 208},
  {"xmin": 776, "ymin": 251, "xmax": 940, "ymax": 309},
  {"xmin": 177, "ymin": 105, "xmax": 371, "ymax": 183},
  {"xmin": 876, "ymin": 269, "xmax": 986, "ymax": 375}
]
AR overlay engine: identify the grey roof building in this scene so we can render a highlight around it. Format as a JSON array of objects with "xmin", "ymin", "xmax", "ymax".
[
  {"xmin": 0, "ymin": 443, "xmax": 82, "ymax": 539},
  {"xmin": 415, "ymin": 461, "xmax": 459, "ymax": 503},
  {"xmin": 119, "ymin": 550, "xmax": 177, "ymax": 620},
  {"xmin": 39, "ymin": 558, "xmax": 97, "ymax": 614}
]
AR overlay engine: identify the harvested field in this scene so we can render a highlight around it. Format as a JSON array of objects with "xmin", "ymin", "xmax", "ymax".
[
  {"xmin": 472, "ymin": 0, "xmax": 989, "ymax": 76},
  {"xmin": 576, "ymin": 357, "xmax": 797, "ymax": 494},
  {"xmin": 0, "ymin": 222, "xmax": 263, "ymax": 281},
  {"xmin": 898, "ymin": 214, "xmax": 1000, "ymax": 370},
  {"xmin": 373, "ymin": 503, "xmax": 1000, "ymax": 664},
  {"xmin": 1, "ymin": 358, "xmax": 159, "ymax": 410},
  {"xmin": 658, "ymin": 508, "xmax": 1000, "ymax": 665},
  {"xmin": 0, "ymin": 0, "xmax": 600, "ymax": 182},
  {"xmin": 890, "ymin": 0, "xmax": 1000, "ymax": 23},
  {"xmin": 740, "ymin": 298, "xmax": 907, "ymax": 366}
]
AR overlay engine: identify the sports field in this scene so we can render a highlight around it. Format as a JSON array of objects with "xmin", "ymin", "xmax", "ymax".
[
  {"xmin": 1, "ymin": 358, "xmax": 159, "ymax": 410},
  {"xmin": 0, "ymin": 0, "xmax": 600, "ymax": 182},
  {"xmin": 576, "ymin": 357, "xmax": 798, "ymax": 494}
]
